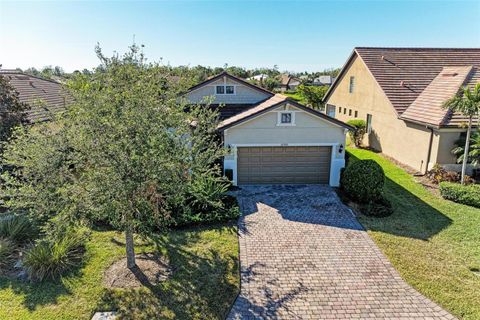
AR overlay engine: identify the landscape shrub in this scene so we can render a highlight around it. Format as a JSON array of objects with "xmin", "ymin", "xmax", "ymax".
[
  {"xmin": 360, "ymin": 197, "xmax": 393, "ymax": 217},
  {"xmin": 0, "ymin": 214, "xmax": 36, "ymax": 242},
  {"xmin": 23, "ymin": 228, "xmax": 89, "ymax": 281},
  {"xmin": 0, "ymin": 238, "xmax": 16, "ymax": 268},
  {"xmin": 439, "ymin": 182, "xmax": 480, "ymax": 208},
  {"xmin": 341, "ymin": 159, "xmax": 385, "ymax": 203},
  {"xmin": 174, "ymin": 172, "xmax": 240, "ymax": 226},
  {"xmin": 346, "ymin": 119, "xmax": 366, "ymax": 147},
  {"xmin": 426, "ymin": 164, "xmax": 475, "ymax": 184}
]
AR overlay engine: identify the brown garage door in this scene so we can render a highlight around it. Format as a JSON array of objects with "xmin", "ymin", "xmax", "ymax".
[{"xmin": 237, "ymin": 146, "xmax": 331, "ymax": 184}]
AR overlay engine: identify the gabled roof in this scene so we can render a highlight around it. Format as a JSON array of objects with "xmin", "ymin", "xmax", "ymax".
[
  {"xmin": 0, "ymin": 70, "xmax": 68, "ymax": 123},
  {"xmin": 186, "ymin": 71, "xmax": 274, "ymax": 96},
  {"xmin": 399, "ymin": 66, "xmax": 474, "ymax": 127},
  {"xmin": 217, "ymin": 94, "xmax": 353, "ymax": 131},
  {"xmin": 280, "ymin": 74, "xmax": 301, "ymax": 86},
  {"xmin": 324, "ymin": 47, "xmax": 480, "ymax": 128}
]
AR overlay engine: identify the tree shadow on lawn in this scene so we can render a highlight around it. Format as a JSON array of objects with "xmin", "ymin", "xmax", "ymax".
[
  {"xmin": 97, "ymin": 222, "xmax": 239, "ymax": 320},
  {"xmin": 349, "ymin": 153, "xmax": 452, "ymax": 240},
  {"xmin": 0, "ymin": 255, "xmax": 86, "ymax": 311}
]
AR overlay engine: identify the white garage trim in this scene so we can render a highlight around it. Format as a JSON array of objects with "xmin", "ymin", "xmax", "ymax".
[{"xmin": 224, "ymin": 143, "xmax": 343, "ymax": 186}]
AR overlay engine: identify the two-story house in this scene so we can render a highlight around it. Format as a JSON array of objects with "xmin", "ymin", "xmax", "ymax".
[
  {"xmin": 324, "ymin": 47, "xmax": 480, "ymax": 174},
  {"xmin": 185, "ymin": 72, "xmax": 353, "ymax": 186}
]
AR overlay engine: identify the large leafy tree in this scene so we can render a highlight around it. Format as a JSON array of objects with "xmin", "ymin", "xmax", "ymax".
[
  {"xmin": 1, "ymin": 45, "xmax": 225, "ymax": 269},
  {"xmin": 443, "ymin": 83, "xmax": 480, "ymax": 184},
  {"xmin": 297, "ymin": 84, "xmax": 328, "ymax": 110},
  {"xmin": 0, "ymin": 74, "xmax": 29, "ymax": 154}
]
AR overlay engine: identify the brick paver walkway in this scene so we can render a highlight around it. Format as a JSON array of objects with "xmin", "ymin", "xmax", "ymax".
[{"xmin": 227, "ymin": 185, "xmax": 454, "ymax": 319}]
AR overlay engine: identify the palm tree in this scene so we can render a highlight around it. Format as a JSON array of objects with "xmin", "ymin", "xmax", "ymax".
[
  {"xmin": 443, "ymin": 83, "xmax": 480, "ymax": 184},
  {"xmin": 452, "ymin": 130, "xmax": 480, "ymax": 166}
]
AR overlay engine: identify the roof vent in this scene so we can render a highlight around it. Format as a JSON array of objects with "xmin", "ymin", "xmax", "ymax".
[
  {"xmin": 442, "ymin": 72, "xmax": 458, "ymax": 77},
  {"xmin": 400, "ymin": 80, "xmax": 405, "ymax": 87},
  {"xmin": 381, "ymin": 55, "xmax": 396, "ymax": 66}
]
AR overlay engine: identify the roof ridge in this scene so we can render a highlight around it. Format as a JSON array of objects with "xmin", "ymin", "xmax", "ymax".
[{"xmin": 355, "ymin": 47, "xmax": 480, "ymax": 51}]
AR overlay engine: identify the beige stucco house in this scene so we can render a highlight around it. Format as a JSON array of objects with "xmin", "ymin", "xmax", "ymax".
[
  {"xmin": 324, "ymin": 48, "xmax": 480, "ymax": 174},
  {"xmin": 185, "ymin": 72, "xmax": 353, "ymax": 186}
]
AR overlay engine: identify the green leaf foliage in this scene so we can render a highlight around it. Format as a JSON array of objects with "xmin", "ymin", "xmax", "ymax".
[
  {"xmin": 23, "ymin": 228, "xmax": 89, "ymax": 282},
  {"xmin": 296, "ymin": 84, "xmax": 328, "ymax": 109},
  {"xmin": 0, "ymin": 238, "xmax": 15, "ymax": 268},
  {"xmin": 346, "ymin": 119, "xmax": 366, "ymax": 147},
  {"xmin": 0, "ymin": 214, "xmax": 37, "ymax": 242},
  {"xmin": 439, "ymin": 182, "xmax": 480, "ymax": 208},
  {"xmin": 341, "ymin": 159, "xmax": 385, "ymax": 203},
  {"xmin": 1, "ymin": 44, "xmax": 229, "ymax": 246},
  {"xmin": 0, "ymin": 74, "xmax": 30, "ymax": 153}
]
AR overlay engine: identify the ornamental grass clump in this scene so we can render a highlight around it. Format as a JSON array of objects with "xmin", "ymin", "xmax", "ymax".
[
  {"xmin": 0, "ymin": 214, "xmax": 36, "ymax": 243},
  {"xmin": 0, "ymin": 238, "xmax": 16, "ymax": 268},
  {"xmin": 23, "ymin": 229, "xmax": 88, "ymax": 282}
]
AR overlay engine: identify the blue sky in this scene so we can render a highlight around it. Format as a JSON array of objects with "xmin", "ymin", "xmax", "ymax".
[{"xmin": 1, "ymin": 1, "xmax": 479, "ymax": 72}]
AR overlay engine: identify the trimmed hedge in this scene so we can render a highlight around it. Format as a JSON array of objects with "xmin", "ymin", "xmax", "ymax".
[
  {"xmin": 341, "ymin": 159, "xmax": 385, "ymax": 203},
  {"xmin": 439, "ymin": 182, "xmax": 480, "ymax": 208}
]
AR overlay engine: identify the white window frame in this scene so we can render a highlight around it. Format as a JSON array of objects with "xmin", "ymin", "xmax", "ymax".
[
  {"xmin": 215, "ymin": 85, "xmax": 236, "ymax": 95},
  {"xmin": 366, "ymin": 114, "xmax": 373, "ymax": 134},
  {"xmin": 277, "ymin": 111, "xmax": 296, "ymax": 126},
  {"xmin": 326, "ymin": 104, "xmax": 336, "ymax": 117}
]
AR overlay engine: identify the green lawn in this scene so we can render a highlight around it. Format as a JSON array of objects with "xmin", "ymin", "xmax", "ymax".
[
  {"xmin": 0, "ymin": 222, "xmax": 239, "ymax": 320},
  {"xmin": 348, "ymin": 148, "xmax": 480, "ymax": 320}
]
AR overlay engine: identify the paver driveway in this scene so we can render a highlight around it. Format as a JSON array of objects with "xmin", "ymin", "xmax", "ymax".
[{"xmin": 227, "ymin": 185, "xmax": 454, "ymax": 319}]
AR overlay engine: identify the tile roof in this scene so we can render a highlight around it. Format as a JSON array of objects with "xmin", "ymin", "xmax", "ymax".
[
  {"xmin": 209, "ymin": 103, "xmax": 261, "ymax": 120},
  {"xmin": 355, "ymin": 47, "xmax": 480, "ymax": 116},
  {"xmin": 217, "ymin": 94, "xmax": 354, "ymax": 131},
  {"xmin": 1, "ymin": 71, "xmax": 68, "ymax": 122},
  {"xmin": 399, "ymin": 66, "xmax": 473, "ymax": 126},
  {"xmin": 217, "ymin": 94, "xmax": 287, "ymax": 129}
]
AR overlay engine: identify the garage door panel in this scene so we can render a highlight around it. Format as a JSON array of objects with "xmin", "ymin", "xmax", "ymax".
[{"xmin": 237, "ymin": 146, "xmax": 331, "ymax": 185}]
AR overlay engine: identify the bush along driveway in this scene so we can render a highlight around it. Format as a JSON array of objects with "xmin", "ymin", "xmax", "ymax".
[
  {"xmin": 348, "ymin": 148, "xmax": 480, "ymax": 320},
  {"xmin": 228, "ymin": 185, "xmax": 453, "ymax": 319}
]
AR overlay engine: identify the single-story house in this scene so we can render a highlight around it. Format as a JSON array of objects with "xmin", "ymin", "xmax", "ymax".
[
  {"xmin": 185, "ymin": 72, "xmax": 353, "ymax": 186},
  {"xmin": 313, "ymin": 75, "xmax": 335, "ymax": 86},
  {"xmin": 324, "ymin": 47, "xmax": 480, "ymax": 174},
  {"xmin": 0, "ymin": 69, "xmax": 67, "ymax": 123},
  {"xmin": 279, "ymin": 74, "xmax": 302, "ymax": 92},
  {"xmin": 247, "ymin": 74, "xmax": 269, "ymax": 81}
]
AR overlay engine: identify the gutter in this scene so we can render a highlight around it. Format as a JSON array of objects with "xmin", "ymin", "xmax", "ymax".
[{"xmin": 424, "ymin": 127, "xmax": 434, "ymax": 175}]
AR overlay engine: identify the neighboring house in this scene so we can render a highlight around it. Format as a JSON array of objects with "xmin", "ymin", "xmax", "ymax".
[
  {"xmin": 185, "ymin": 72, "xmax": 352, "ymax": 186},
  {"xmin": 0, "ymin": 70, "xmax": 67, "ymax": 123},
  {"xmin": 247, "ymin": 74, "xmax": 269, "ymax": 81},
  {"xmin": 313, "ymin": 75, "xmax": 335, "ymax": 86},
  {"xmin": 324, "ymin": 47, "xmax": 480, "ymax": 174},
  {"xmin": 279, "ymin": 74, "xmax": 302, "ymax": 92}
]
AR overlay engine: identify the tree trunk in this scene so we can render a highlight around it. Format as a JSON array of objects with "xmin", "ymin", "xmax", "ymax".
[
  {"xmin": 125, "ymin": 226, "xmax": 136, "ymax": 269},
  {"xmin": 461, "ymin": 116, "xmax": 473, "ymax": 185}
]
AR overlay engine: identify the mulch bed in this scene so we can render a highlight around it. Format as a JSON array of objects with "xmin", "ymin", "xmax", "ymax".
[{"xmin": 103, "ymin": 253, "xmax": 174, "ymax": 289}]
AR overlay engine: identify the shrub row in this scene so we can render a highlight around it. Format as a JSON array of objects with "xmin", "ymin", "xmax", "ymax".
[{"xmin": 439, "ymin": 182, "xmax": 480, "ymax": 208}]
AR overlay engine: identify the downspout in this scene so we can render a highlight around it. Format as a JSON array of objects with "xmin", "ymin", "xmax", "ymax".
[{"xmin": 424, "ymin": 127, "xmax": 434, "ymax": 175}]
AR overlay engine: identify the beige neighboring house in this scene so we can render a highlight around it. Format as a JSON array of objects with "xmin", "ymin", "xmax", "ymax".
[
  {"xmin": 324, "ymin": 47, "xmax": 480, "ymax": 174},
  {"xmin": 0, "ymin": 70, "xmax": 68, "ymax": 122},
  {"xmin": 185, "ymin": 71, "xmax": 353, "ymax": 186},
  {"xmin": 279, "ymin": 74, "xmax": 302, "ymax": 92}
]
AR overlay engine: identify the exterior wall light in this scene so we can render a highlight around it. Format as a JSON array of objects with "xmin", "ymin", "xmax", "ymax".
[{"xmin": 339, "ymin": 144, "xmax": 344, "ymax": 154}]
